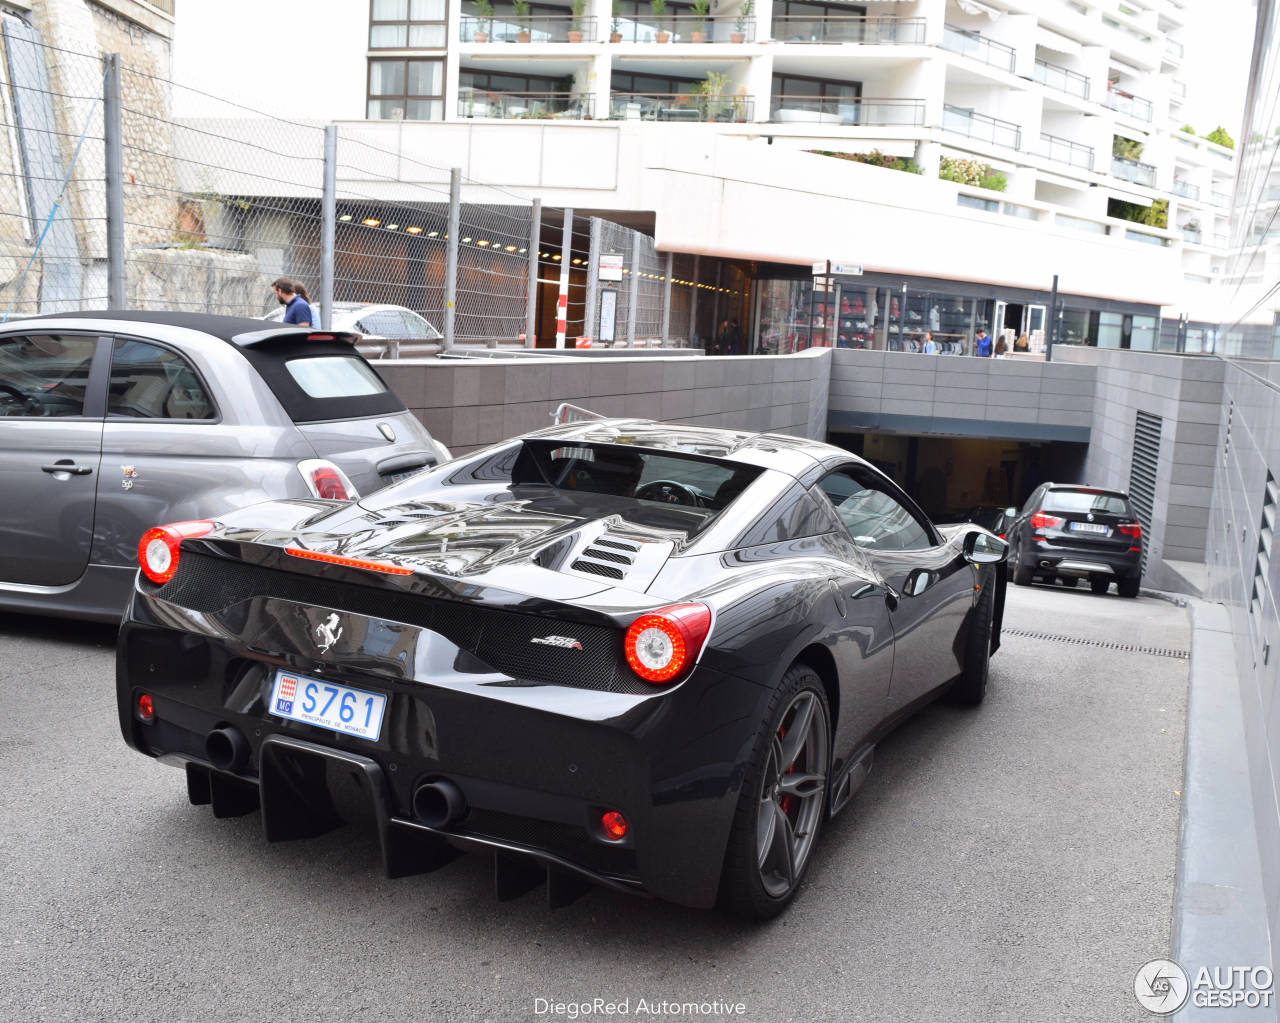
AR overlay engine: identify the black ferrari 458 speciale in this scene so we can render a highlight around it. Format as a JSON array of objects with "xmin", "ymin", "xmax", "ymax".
[{"xmin": 117, "ymin": 417, "xmax": 1007, "ymax": 918}]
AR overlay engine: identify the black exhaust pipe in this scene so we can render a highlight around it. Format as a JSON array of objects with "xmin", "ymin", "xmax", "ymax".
[
  {"xmin": 412, "ymin": 779, "xmax": 467, "ymax": 828},
  {"xmin": 206, "ymin": 726, "xmax": 250, "ymax": 773}
]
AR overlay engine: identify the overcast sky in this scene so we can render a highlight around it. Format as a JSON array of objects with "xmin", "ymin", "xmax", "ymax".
[{"xmin": 1178, "ymin": 0, "xmax": 1258, "ymax": 140}]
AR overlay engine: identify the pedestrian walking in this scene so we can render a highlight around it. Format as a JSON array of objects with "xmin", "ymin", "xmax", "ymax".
[{"xmin": 272, "ymin": 277, "xmax": 313, "ymax": 327}]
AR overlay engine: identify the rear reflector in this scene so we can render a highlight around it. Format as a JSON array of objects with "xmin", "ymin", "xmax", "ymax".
[
  {"xmin": 600, "ymin": 810, "xmax": 628, "ymax": 841},
  {"xmin": 285, "ymin": 547, "xmax": 412, "ymax": 575},
  {"xmin": 137, "ymin": 520, "xmax": 217, "ymax": 584},
  {"xmin": 137, "ymin": 693, "xmax": 154, "ymax": 722}
]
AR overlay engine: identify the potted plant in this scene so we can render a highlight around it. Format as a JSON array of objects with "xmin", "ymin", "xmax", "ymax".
[
  {"xmin": 696, "ymin": 70, "xmax": 728, "ymax": 120},
  {"xmin": 569, "ymin": 0, "xmax": 586, "ymax": 42},
  {"xmin": 690, "ymin": 0, "xmax": 709, "ymax": 42},
  {"xmin": 610, "ymin": 0, "xmax": 623, "ymax": 41},
  {"xmin": 513, "ymin": 0, "xmax": 531, "ymax": 41},
  {"xmin": 651, "ymin": 0, "xmax": 669, "ymax": 42},
  {"xmin": 471, "ymin": 0, "xmax": 493, "ymax": 41},
  {"xmin": 731, "ymin": 0, "xmax": 751, "ymax": 42}
]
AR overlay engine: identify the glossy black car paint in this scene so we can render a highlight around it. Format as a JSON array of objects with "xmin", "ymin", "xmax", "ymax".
[
  {"xmin": 117, "ymin": 420, "xmax": 1006, "ymax": 910},
  {"xmin": 1006, "ymin": 483, "xmax": 1142, "ymax": 585}
]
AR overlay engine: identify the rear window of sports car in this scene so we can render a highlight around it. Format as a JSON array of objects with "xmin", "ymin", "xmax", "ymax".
[{"xmin": 512, "ymin": 440, "xmax": 762, "ymax": 512}]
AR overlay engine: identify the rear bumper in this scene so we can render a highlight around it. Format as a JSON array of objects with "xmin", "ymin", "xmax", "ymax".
[
  {"xmin": 1023, "ymin": 537, "xmax": 1141, "ymax": 579},
  {"xmin": 116, "ymin": 590, "xmax": 768, "ymax": 909}
]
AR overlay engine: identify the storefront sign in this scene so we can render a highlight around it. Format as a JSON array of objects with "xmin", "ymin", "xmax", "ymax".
[
  {"xmin": 812, "ymin": 260, "xmax": 863, "ymax": 276},
  {"xmin": 599, "ymin": 254, "xmax": 624, "ymax": 281}
]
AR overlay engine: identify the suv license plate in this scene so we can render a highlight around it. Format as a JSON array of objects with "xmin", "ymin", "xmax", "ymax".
[
  {"xmin": 269, "ymin": 670, "xmax": 386, "ymax": 741},
  {"xmin": 1069, "ymin": 522, "xmax": 1109, "ymax": 534}
]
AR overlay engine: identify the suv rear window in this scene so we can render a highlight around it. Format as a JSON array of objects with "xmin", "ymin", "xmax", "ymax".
[
  {"xmin": 236, "ymin": 337, "xmax": 405, "ymax": 423},
  {"xmin": 1043, "ymin": 489, "xmax": 1130, "ymax": 516}
]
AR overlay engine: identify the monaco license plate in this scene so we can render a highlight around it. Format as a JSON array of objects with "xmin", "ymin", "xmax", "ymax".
[
  {"xmin": 268, "ymin": 670, "xmax": 386, "ymax": 741},
  {"xmin": 1069, "ymin": 522, "xmax": 1109, "ymax": 535}
]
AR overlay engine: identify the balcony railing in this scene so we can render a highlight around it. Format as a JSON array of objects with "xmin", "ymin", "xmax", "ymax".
[
  {"xmin": 1033, "ymin": 58, "xmax": 1090, "ymax": 100},
  {"xmin": 612, "ymin": 15, "xmax": 755, "ymax": 42},
  {"xmin": 1111, "ymin": 155, "xmax": 1156, "ymax": 186},
  {"xmin": 942, "ymin": 105, "xmax": 1021, "ymax": 148},
  {"xmin": 460, "ymin": 14, "xmax": 596, "ymax": 42},
  {"xmin": 770, "ymin": 96, "xmax": 924, "ymax": 126},
  {"xmin": 1181, "ymin": 227, "xmax": 1201, "ymax": 243},
  {"xmin": 941, "ymin": 23, "xmax": 1015, "ymax": 73},
  {"xmin": 1170, "ymin": 79, "xmax": 1186, "ymax": 99},
  {"xmin": 1173, "ymin": 179, "xmax": 1200, "ymax": 200},
  {"xmin": 1165, "ymin": 38, "xmax": 1184, "ymax": 58},
  {"xmin": 1211, "ymin": 190, "xmax": 1232, "ymax": 207},
  {"xmin": 608, "ymin": 92, "xmax": 754, "ymax": 121},
  {"xmin": 771, "ymin": 15, "xmax": 925, "ymax": 44},
  {"xmin": 1039, "ymin": 131, "xmax": 1094, "ymax": 170},
  {"xmin": 458, "ymin": 90, "xmax": 594, "ymax": 119},
  {"xmin": 1106, "ymin": 88, "xmax": 1154, "ymax": 121}
]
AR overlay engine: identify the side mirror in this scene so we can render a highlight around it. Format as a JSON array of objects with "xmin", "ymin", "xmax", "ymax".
[
  {"xmin": 963, "ymin": 530, "xmax": 1008, "ymax": 565},
  {"xmin": 1004, "ymin": 507, "xmax": 1017, "ymax": 518}
]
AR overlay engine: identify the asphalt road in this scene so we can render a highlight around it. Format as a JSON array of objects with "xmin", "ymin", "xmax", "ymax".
[{"xmin": 0, "ymin": 582, "xmax": 1189, "ymax": 1023}]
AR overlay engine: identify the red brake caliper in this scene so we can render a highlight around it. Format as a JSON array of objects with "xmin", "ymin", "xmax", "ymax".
[{"xmin": 776, "ymin": 725, "xmax": 795, "ymax": 815}]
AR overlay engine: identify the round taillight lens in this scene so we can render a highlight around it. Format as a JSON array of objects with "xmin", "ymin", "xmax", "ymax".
[
  {"xmin": 137, "ymin": 520, "xmax": 217, "ymax": 585},
  {"xmin": 623, "ymin": 602, "xmax": 712, "ymax": 685},
  {"xmin": 601, "ymin": 810, "xmax": 628, "ymax": 841},
  {"xmin": 137, "ymin": 693, "xmax": 154, "ymax": 722}
]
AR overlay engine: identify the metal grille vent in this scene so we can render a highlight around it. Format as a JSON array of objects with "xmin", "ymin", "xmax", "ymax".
[
  {"xmin": 1129, "ymin": 411, "xmax": 1162, "ymax": 574},
  {"xmin": 570, "ymin": 559, "xmax": 625, "ymax": 580},
  {"xmin": 1003, "ymin": 629, "xmax": 1187, "ymax": 660},
  {"xmin": 1251, "ymin": 471, "xmax": 1276, "ymax": 618},
  {"xmin": 571, "ymin": 534, "xmax": 639, "ymax": 581}
]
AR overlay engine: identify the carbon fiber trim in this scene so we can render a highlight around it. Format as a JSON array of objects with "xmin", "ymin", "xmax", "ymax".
[{"xmin": 156, "ymin": 552, "xmax": 654, "ymax": 695}]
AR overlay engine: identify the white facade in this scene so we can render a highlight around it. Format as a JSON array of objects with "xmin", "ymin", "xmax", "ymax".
[{"xmin": 171, "ymin": 0, "xmax": 1249, "ymax": 329}]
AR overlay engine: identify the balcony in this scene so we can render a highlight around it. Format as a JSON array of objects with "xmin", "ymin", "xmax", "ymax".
[
  {"xmin": 1173, "ymin": 180, "xmax": 1200, "ymax": 200},
  {"xmin": 1039, "ymin": 132, "xmax": 1094, "ymax": 171},
  {"xmin": 1211, "ymin": 190, "xmax": 1232, "ymax": 207},
  {"xmin": 458, "ymin": 90, "xmax": 594, "ymax": 119},
  {"xmin": 1106, "ymin": 88, "xmax": 1154, "ymax": 122},
  {"xmin": 1033, "ymin": 58, "xmax": 1090, "ymax": 100},
  {"xmin": 943, "ymin": 104, "xmax": 1021, "ymax": 148},
  {"xmin": 1181, "ymin": 227, "xmax": 1201, "ymax": 243},
  {"xmin": 941, "ymin": 24, "xmax": 1015, "ymax": 73},
  {"xmin": 770, "ymin": 96, "xmax": 924, "ymax": 126},
  {"xmin": 459, "ymin": 13, "xmax": 595, "ymax": 42},
  {"xmin": 608, "ymin": 92, "xmax": 754, "ymax": 121},
  {"xmin": 613, "ymin": 15, "xmax": 755, "ymax": 42},
  {"xmin": 771, "ymin": 15, "xmax": 925, "ymax": 44},
  {"xmin": 1111, "ymin": 156, "xmax": 1156, "ymax": 186},
  {"xmin": 1165, "ymin": 38, "xmax": 1184, "ymax": 59}
]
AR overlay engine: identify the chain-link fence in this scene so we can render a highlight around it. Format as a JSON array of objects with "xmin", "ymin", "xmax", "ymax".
[{"xmin": 0, "ymin": 31, "xmax": 709, "ymax": 350}]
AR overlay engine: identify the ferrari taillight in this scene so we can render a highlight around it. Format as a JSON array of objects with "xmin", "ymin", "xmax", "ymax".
[
  {"xmin": 623, "ymin": 603, "xmax": 712, "ymax": 685},
  {"xmin": 297, "ymin": 459, "xmax": 359, "ymax": 502},
  {"xmin": 1030, "ymin": 511, "xmax": 1064, "ymax": 531},
  {"xmin": 137, "ymin": 520, "xmax": 217, "ymax": 585}
]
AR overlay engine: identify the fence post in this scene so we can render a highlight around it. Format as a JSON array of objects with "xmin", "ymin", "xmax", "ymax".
[
  {"xmin": 525, "ymin": 198, "xmax": 540, "ymax": 348},
  {"xmin": 584, "ymin": 216, "xmax": 601, "ymax": 342},
  {"xmin": 102, "ymin": 53, "xmax": 125, "ymax": 310},
  {"xmin": 627, "ymin": 231, "xmax": 641, "ymax": 344},
  {"xmin": 556, "ymin": 207, "xmax": 573, "ymax": 348},
  {"xmin": 661, "ymin": 252, "xmax": 673, "ymax": 345},
  {"xmin": 445, "ymin": 167, "xmax": 460, "ymax": 351},
  {"xmin": 688, "ymin": 254, "xmax": 699, "ymax": 348},
  {"xmin": 320, "ymin": 125, "xmax": 336, "ymax": 331}
]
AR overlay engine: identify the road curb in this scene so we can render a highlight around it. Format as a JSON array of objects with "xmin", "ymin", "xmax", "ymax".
[{"xmin": 1170, "ymin": 598, "xmax": 1273, "ymax": 1019}]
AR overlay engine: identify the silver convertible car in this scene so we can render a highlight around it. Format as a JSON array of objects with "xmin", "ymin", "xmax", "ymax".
[{"xmin": 0, "ymin": 311, "xmax": 449, "ymax": 622}]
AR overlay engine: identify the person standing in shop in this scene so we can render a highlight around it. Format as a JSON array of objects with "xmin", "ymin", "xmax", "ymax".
[
  {"xmin": 973, "ymin": 327, "xmax": 993, "ymax": 357},
  {"xmin": 922, "ymin": 332, "xmax": 938, "ymax": 355}
]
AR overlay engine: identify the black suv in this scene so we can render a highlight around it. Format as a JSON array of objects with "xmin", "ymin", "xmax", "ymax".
[{"xmin": 1007, "ymin": 483, "xmax": 1143, "ymax": 597}]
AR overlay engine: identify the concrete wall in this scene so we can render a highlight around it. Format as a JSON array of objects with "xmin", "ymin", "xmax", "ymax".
[
  {"xmin": 1056, "ymin": 347, "xmax": 1225, "ymax": 590},
  {"xmin": 374, "ymin": 348, "xmax": 831, "ymax": 455},
  {"xmin": 827, "ymin": 349, "xmax": 1096, "ymax": 443}
]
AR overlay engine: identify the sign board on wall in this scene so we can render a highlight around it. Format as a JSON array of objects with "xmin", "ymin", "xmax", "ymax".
[
  {"xmin": 599, "ymin": 289, "xmax": 617, "ymax": 343},
  {"xmin": 812, "ymin": 260, "xmax": 864, "ymax": 276},
  {"xmin": 599, "ymin": 254, "xmax": 624, "ymax": 281}
]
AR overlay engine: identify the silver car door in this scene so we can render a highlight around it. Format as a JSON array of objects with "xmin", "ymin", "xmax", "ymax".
[{"xmin": 0, "ymin": 332, "xmax": 106, "ymax": 586}]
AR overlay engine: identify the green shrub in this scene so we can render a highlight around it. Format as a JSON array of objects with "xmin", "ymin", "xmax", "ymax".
[
  {"xmin": 1180, "ymin": 124, "xmax": 1196, "ymax": 134},
  {"xmin": 1112, "ymin": 136, "xmax": 1145, "ymax": 161},
  {"xmin": 1205, "ymin": 125, "xmax": 1235, "ymax": 149},
  {"xmin": 1107, "ymin": 196, "xmax": 1168, "ymax": 229},
  {"xmin": 808, "ymin": 149, "xmax": 922, "ymax": 174},
  {"xmin": 938, "ymin": 156, "xmax": 1007, "ymax": 191}
]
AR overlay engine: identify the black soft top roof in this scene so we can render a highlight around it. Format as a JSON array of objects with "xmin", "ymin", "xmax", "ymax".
[{"xmin": 20, "ymin": 309, "xmax": 402, "ymax": 423}]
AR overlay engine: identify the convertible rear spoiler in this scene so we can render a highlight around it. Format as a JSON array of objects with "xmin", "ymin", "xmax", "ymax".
[{"xmin": 231, "ymin": 326, "xmax": 363, "ymax": 348}]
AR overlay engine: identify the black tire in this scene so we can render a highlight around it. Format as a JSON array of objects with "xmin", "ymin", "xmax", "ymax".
[
  {"xmin": 1011, "ymin": 541, "xmax": 1033, "ymax": 586},
  {"xmin": 1089, "ymin": 576, "xmax": 1110, "ymax": 595},
  {"xmin": 1061, "ymin": 577, "xmax": 1079, "ymax": 588},
  {"xmin": 951, "ymin": 568, "xmax": 995, "ymax": 706},
  {"xmin": 1117, "ymin": 575, "xmax": 1141, "ymax": 599},
  {"xmin": 720, "ymin": 665, "xmax": 831, "ymax": 920}
]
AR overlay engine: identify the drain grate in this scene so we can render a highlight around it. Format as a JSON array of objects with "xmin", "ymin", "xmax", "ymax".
[{"xmin": 1003, "ymin": 628, "xmax": 1188, "ymax": 660}]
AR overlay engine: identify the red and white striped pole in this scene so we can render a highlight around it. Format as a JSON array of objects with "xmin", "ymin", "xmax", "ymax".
[{"xmin": 555, "ymin": 207, "xmax": 573, "ymax": 349}]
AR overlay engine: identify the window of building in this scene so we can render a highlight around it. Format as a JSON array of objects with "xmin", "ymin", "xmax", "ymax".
[
  {"xmin": 369, "ymin": 0, "xmax": 448, "ymax": 49},
  {"xmin": 367, "ymin": 58, "xmax": 444, "ymax": 120},
  {"xmin": 459, "ymin": 69, "xmax": 572, "ymax": 93},
  {"xmin": 611, "ymin": 70, "xmax": 703, "ymax": 95}
]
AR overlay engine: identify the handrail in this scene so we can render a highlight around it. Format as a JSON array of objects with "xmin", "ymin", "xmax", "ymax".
[
  {"xmin": 1040, "ymin": 131, "xmax": 1094, "ymax": 170},
  {"xmin": 941, "ymin": 23, "xmax": 1015, "ymax": 72},
  {"xmin": 608, "ymin": 92, "xmax": 755, "ymax": 121},
  {"xmin": 457, "ymin": 90, "xmax": 594, "ymax": 119},
  {"xmin": 460, "ymin": 13, "xmax": 597, "ymax": 42},
  {"xmin": 1033, "ymin": 58, "xmax": 1090, "ymax": 100},
  {"xmin": 942, "ymin": 104, "xmax": 1021, "ymax": 148},
  {"xmin": 770, "ymin": 96, "xmax": 924, "ymax": 126},
  {"xmin": 771, "ymin": 15, "xmax": 925, "ymax": 44},
  {"xmin": 612, "ymin": 15, "xmax": 755, "ymax": 42}
]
